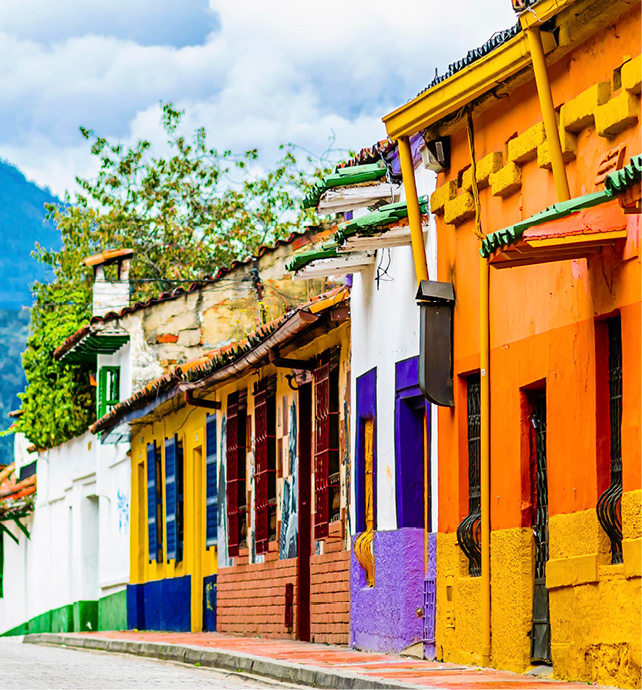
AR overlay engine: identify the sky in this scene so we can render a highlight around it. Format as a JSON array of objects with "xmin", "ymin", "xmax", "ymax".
[{"xmin": 0, "ymin": 0, "xmax": 517, "ymax": 198}]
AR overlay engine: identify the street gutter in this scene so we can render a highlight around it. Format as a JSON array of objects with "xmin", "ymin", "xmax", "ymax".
[{"xmin": 24, "ymin": 633, "xmax": 425, "ymax": 690}]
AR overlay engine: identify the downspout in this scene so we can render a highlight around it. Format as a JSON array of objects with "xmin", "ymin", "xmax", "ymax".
[
  {"xmin": 524, "ymin": 25, "xmax": 571, "ymax": 202},
  {"xmin": 397, "ymin": 134, "xmax": 431, "ymax": 582},
  {"xmin": 466, "ymin": 108, "xmax": 491, "ymax": 666},
  {"xmin": 397, "ymin": 136, "xmax": 429, "ymax": 284}
]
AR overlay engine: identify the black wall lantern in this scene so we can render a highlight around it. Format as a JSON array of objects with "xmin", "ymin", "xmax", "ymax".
[{"xmin": 416, "ymin": 280, "xmax": 455, "ymax": 407}]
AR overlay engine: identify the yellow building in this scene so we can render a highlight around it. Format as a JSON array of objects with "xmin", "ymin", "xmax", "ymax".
[{"xmin": 94, "ymin": 286, "xmax": 351, "ymax": 636}]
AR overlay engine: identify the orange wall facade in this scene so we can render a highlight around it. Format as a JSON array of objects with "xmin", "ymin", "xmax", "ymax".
[{"xmin": 433, "ymin": 6, "xmax": 640, "ymax": 687}]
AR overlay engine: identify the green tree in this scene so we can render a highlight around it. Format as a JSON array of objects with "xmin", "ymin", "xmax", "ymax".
[{"xmin": 17, "ymin": 103, "xmax": 330, "ymax": 449}]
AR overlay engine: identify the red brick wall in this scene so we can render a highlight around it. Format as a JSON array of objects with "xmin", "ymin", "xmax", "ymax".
[
  {"xmin": 310, "ymin": 535, "xmax": 350, "ymax": 645},
  {"xmin": 217, "ymin": 536, "xmax": 350, "ymax": 644},
  {"xmin": 217, "ymin": 549, "xmax": 298, "ymax": 638}
]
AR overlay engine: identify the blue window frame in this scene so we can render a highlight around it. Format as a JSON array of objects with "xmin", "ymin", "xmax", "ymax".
[
  {"xmin": 147, "ymin": 442, "xmax": 162, "ymax": 562},
  {"xmin": 165, "ymin": 435, "xmax": 184, "ymax": 563},
  {"xmin": 205, "ymin": 414, "xmax": 218, "ymax": 547}
]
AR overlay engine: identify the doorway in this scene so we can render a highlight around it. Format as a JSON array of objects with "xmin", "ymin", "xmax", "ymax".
[
  {"xmin": 530, "ymin": 390, "xmax": 551, "ymax": 664},
  {"xmin": 297, "ymin": 382, "xmax": 312, "ymax": 642}
]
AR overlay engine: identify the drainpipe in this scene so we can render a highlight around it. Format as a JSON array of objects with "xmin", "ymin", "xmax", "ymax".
[
  {"xmin": 480, "ymin": 257, "xmax": 491, "ymax": 666},
  {"xmin": 525, "ymin": 26, "xmax": 571, "ymax": 202},
  {"xmin": 466, "ymin": 108, "xmax": 491, "ymax": 667},
  {"xmin": 397, "ymin": 136, "xmax": 429, "ymax": 283}
]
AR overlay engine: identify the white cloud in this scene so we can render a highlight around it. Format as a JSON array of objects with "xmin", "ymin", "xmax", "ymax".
[{"xmin": 0, "ymin": 0, "xmax": 517, "ymax": 197}]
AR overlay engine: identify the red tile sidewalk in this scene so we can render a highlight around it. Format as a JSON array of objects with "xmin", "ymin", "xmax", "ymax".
[{"xmin": 70, "ymin": 631, "xmax": 613, "ymax": 689}]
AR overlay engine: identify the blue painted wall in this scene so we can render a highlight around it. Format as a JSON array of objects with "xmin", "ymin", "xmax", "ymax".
[{"xmin": 127, "ymin": 576, "xmax": 191, "ymax": 632}]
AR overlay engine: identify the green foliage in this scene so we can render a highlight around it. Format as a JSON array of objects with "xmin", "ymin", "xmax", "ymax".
[{"xmin": 17, "ymin": 102, "xmax": 331, "ymax": 448}]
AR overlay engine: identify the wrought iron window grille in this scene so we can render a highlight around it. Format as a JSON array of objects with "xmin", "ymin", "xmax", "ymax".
[
  {"xmin": 457, "ymin": 373, "xmax": 482, "ymax": 577},
  {"xmin": 596, "ymin": 317, "xmax": 623, "ymax": 564}
]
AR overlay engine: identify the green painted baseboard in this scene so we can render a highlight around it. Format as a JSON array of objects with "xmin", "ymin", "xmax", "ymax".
[
  {"xmin": 73, "ymin": 600, "xmax": 97, "ymax": 632},
  {"xmin": 2, "ymin": 589, "xmax": 127, "ymax": 636},
  {"xmin": 98, "ymin": 589, "xmax": 127, "ymax": 631}
]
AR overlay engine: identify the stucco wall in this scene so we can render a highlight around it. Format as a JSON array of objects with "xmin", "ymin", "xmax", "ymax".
[{"xmin": 0, "ymin": 429, "xmax": 129, "ymax": 634}]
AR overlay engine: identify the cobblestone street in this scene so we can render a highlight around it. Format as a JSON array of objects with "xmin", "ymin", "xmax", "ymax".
[{"xmin": 0, "ymin": 638, "xmax": 290, "ymax": 689}]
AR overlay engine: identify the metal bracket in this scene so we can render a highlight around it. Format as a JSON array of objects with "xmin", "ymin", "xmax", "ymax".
[
  {"xmin": 269, "ymin": 348, "xmax": 316, "ymax": 371},
  {"xmin": 184, "ymin": 390, "xmax": 221, "ymax": 410}
]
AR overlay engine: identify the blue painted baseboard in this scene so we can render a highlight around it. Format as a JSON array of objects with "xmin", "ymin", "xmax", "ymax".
[{"xmin": 127, "ymin": 576, "xmax": 191, "ymax": 632}]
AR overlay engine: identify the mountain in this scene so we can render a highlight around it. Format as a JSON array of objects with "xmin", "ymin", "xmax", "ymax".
[
  {"xmin": 0, "ymin": 160, "xmax": 61, "ymax": 309},
  {"xmin": 0, "ymin": 160, "xmax": 61, "ymax": 462}
]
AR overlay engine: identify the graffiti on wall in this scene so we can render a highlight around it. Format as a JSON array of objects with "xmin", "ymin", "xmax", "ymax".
[
  {"xmin": 279, "ymin": 399, "xmax": 298, "ymax": 559},
  {"xmin": 217, "ymin": 415, "xmax": 232, "ymax": 568},
  {"xmin": 117, "ymin": 489, "xmax": 129, "ymax": 533}
]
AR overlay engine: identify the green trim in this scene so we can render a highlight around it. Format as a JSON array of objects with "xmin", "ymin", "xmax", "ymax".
[
  {"xmin": 73, "ymin": 599, "xmax": 98, "ymax": 632},
  {"xmin": 286, "ymin": 242, "xmax": 340, "ymax": 273},
  {"xmin": 98, "ymin": 589, "xmax": 127, "ymax": 631},
  {"xmin": 303, "ymin": 163, "xmax": 386, "ymax": 209},
  {"xmin": 605, "ymin": 154, "xmax": 642, "ymax": 195},
  {"xmin": 480, "ymin": 189, "xmax": 611, "ymax": 258},
  {"xmin": 51, "ymin": 604, "xmax": 74, "ymax": 633},
  {"xmin": 1, "ymin": 590, "xmax": 126, "ymax": 636},
  {"xmin": 480, "ymin": 154, "xmax": 642, "ymax": 258},
  {"xmin": 335, "ymin": 197, "xmax": 429, "ymax": 245},
  {"xmin": 62, "ymin": 333, "xmax": 130, "ymax": 365}
]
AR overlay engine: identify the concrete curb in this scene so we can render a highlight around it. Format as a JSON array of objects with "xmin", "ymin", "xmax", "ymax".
[{"xmin": 24, "ymin": 633, "xmax": 424, "ymax": 689}]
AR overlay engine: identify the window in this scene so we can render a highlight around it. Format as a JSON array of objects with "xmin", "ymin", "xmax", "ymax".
[
  {"xmin": 205, "ymin": 414, "xmax": 218, "ymax": 547},
  {"xmin": 97, "ymin": 366, "xmax": 120, "ymax": 419},
  {"xmin": 596, "ymin": 316, "xmax": 623, "ymax": 564},
  {"xmin": 146, "ymin": 441, "xmax": 163, "ymax": 563},
  {"xmin": 254, "ymin": 377, "xmax": 277, "ymax": 555},
  {"xmin": 456, "ymin": 372, "xmax": 481, "ymax": 577},
  {"xmin": 164, "ymin": 435, "xmax": 184, "ymax": 563},
  {"xmin": 226, "ymin": 390, "xmax": 247, "ymax": 557},
  {"xmin": 313, "ymin": 349, "xmax": 341, "ymax": 539}
]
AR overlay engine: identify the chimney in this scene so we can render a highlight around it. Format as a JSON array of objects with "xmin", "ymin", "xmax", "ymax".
[{"xmin": 83, "ymin": 249, "xmax": 134, "ymax": 317}]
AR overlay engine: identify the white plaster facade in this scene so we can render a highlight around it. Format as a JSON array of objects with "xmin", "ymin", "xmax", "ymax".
[
  {"xmin": 0, "ymin": 427, "xmax": 129, "ymax": 634},
  {"xmin": 348, "ymin": 165, "xmax": 438, "ymax": 533}
]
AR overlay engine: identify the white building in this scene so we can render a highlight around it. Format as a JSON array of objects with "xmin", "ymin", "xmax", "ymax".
[{"xmin": 289, "ymin": 138, "xmax": 439, "ymax": 656}]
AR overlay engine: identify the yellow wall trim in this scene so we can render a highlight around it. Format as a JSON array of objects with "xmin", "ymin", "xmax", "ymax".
[
  {"xmin": 623, "ymin": 538, "xmax": 641, "ymax": 579},
  {"xmin": 546, "ymin": 554, "xmax": 598, "ymax": 589}
]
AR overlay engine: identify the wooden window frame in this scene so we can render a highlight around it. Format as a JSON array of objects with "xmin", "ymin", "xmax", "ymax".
[
  {"xmin": 254, "ymin": 377, "xmax": 277, "ymax": 555},
  {"xmin": 97, "ymin": 366, "xmax": 120, "ymax": 419}
]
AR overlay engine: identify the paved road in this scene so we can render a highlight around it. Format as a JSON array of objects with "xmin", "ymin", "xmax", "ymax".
[{"xmin": 0, "ymin": 638, "xmax": 295, "ymax": 689}]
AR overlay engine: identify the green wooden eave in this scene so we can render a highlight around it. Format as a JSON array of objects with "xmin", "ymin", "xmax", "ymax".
[
  {"xmin": 335, "ymin": 197, "xmax": 429, "ymax": 245},
  {"xmin": 480, "ymin": 190, "xmax": 612, "ymax": 258},
  {"xmin": 286, "ymin": 242, "xmax": 340, "ymax": 273},
  {"xmin": 480, "ymin": 154, "xmax": 641, "ymax": 258},
  {"xmin": 302, "ymin": 163, "xmax": 387, "ymax": 209},
  {"xmin": 605, "ymin": 154, "xmax": 642, "ymax": 195},
  {"xmin": 60, "ymin": 332, "xmax": 130, "ymax": 365}
]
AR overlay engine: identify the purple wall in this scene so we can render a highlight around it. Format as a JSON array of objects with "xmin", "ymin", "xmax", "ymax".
[{"xmin": 351, "ymin": 528, "xmax": 426, "ymax": 653}]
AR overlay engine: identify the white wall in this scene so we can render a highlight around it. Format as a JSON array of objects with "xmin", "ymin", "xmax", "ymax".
[
  {"xmin": 349, "ymin": 164, "xmax": 437, "ymax": 534},
  {"xmin": 0, "ymin": 425, "xmax": 130, "ymax": 633}
]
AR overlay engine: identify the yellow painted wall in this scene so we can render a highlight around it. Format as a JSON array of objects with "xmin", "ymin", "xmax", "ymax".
[
  {"xmin": 130, "ymin": 402, "xmax": 218, "ymax": 632},
  {"xmin": 436, "ymin": 491, "xmax": 641, "ymax": 687}
]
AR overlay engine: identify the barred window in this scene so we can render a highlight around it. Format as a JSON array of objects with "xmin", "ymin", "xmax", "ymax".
[{"xmin": 456, "ymin": 372, "xmax": 481, "ymax": 577}]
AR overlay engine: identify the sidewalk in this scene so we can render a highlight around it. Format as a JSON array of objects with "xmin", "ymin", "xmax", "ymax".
[{"xmin": 25, "ymin": 631, "xmax": 614, "ymax": 689}]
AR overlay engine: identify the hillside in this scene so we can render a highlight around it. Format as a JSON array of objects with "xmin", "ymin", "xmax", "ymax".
[
  {"xmin": 0, "ymin": 161, "xmax": 60, "ymax": 309},
  {"xmin": 0, "ymin": 160, "xmax": 61, "ymax": 461}
]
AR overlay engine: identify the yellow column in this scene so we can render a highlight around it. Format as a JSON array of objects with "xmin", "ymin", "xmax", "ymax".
[
  {"xmin": 525, "ymin": 26, "xmax": 571, "ymax": 202},
  {"xmin": 191, "ymin": 445, "xmax": 204, "ymax": 631},
  {"xmin": 354, "ymin": 419, "xmax": 375, "ymax": 586},
  {"xmin": 397, "ymin": 136, "xmax": 429, "ymax": 284}
]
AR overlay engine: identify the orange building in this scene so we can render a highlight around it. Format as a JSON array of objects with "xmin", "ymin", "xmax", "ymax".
[{"xmin": 383, "ymin": 0, "xmax": 640, "ymax": 686}]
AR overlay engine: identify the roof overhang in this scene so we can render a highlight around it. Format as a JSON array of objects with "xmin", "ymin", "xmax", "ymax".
[
  {"xmin": 317, "ymin": 183, "xmax": 400, "ymax": 215},
  {"xmin": 58, "ymin": 327, "xmax": 130, "ymax": 364},
  {"xmin": 338, "ymin": 222, "xmax": 428, "ymax": 252},
  {"xmin": 292, "ymin": 252, "xmax": 375, "ymax": 280},
  {"xmin": 382, "ymin": 0, "xmax": 576, "ymax": 140},
  {"xmin": 487, "ymin": 198, "xmax": 629, "ymax": 268}
]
